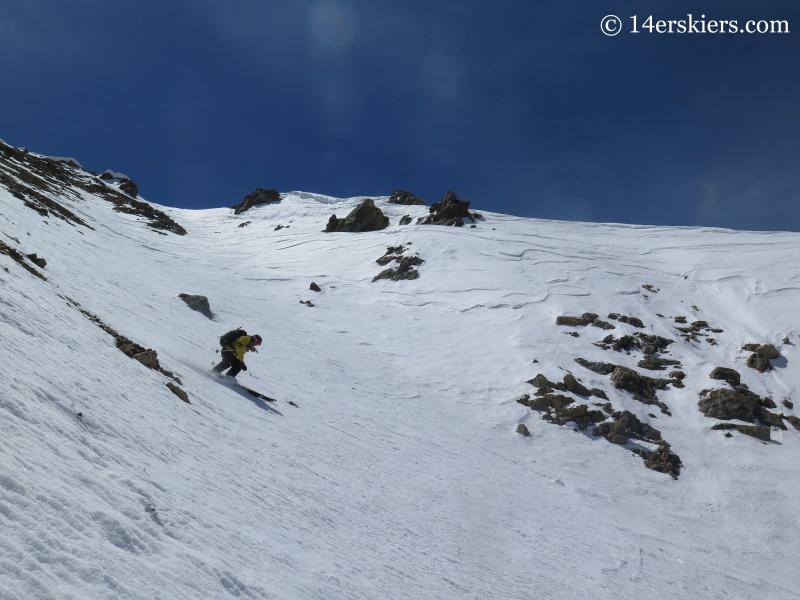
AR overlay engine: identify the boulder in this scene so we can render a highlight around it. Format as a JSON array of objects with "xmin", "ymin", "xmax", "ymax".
[
  {"xmin": 782, "ymin": 399, "xmax": 794, "ymax": 409},
  {"xmin": 178, "ymin": 294, "xmax": 213, "ymax": 319},
  {"xmin": 516, "ymin": 423, "xmax": 530, "ymax": 437},
  {"xmin": 132, "ymin": 350, "xmax": 160, "ymax": 369},
  {"xmin": 399, "ymin": 215, "xmax": 412, "ymax": 225},
  {"xmin": 709, "ymin": 367, "xmax": 741, "ymax": 387},
  {"xmin": 310, "ymin": 282, "xmax": 321, "ymax": 292},
  {"xmin": 755, "ymin": 344, "xmax": 780, "ymax": 360},
  {"xmin": 669, "ymin": 370, "xmax": 685, "ymax": 380},
  {"xmin": 388, "ymin": 190, "xmax": 426, "ymax": 205},
  {"xmin": 166, "ymin": 382, "xmax": 191, "ymax": 404},
  {"xmin": 325, "ymin": 199, "xmax": 390, "ymax": 233},
  {"xmin": 746, "ymin": 353, "xmax": 771, "ymax": 373},
  {"xmin": 232, "ymin": 188, "xmax": 281, "ymax": 215},
  {"xmin": 417, "ymin": 191, "xmax": 472, "ymax": 226}
]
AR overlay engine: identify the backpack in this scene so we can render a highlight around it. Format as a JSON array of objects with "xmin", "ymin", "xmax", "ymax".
[{"xmin": 219, "ymin": 328, "xmax": 247, "ymax": 348}]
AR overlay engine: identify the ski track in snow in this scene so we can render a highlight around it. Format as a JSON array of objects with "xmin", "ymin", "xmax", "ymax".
[{"xmin": 0, "ymin": 182, "xmax": 799, "ymax": 599}]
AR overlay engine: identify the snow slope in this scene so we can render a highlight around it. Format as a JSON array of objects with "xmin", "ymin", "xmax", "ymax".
[{"xmin": 1, "ymin": 147, "xmax": 799, "ymax": 599}]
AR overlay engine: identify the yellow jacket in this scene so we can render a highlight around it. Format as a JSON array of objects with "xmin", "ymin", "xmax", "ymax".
[{"xmin": 225, "ymin": 335, "xmax": 253, "ymax": 362}]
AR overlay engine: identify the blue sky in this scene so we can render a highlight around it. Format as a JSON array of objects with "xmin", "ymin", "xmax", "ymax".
[{"xmin": 1, "ymin": 1, "xmax": 798, "ymax": 230}]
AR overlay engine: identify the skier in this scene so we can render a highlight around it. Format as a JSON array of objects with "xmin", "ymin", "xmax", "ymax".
[{"xmin": 213, "ymin": 332, "xmax": 262, "ymax": 378}]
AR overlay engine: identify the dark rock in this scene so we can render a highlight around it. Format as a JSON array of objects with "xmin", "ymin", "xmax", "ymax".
[
  {"xmin": 633, "ymin": 332, "xmax": 674, "ymax": 350},
  {"xmin": 516, "ymin": 423, "xmax": 530, "ymax": 437},
  {"xmin": 591, "ymin": 319, "xmax": 615, "ymax": 330},
  {"xmin": 669, "ymin": 371, "xmax": 685, "ymax": 380},
  {"xmin": 516, "ymin": 394, "xmax": 531, "ymax": 406},
  {"xmin": 232, "ymin": 188, "xmax": 281, "ymax": 215},
  {"xmin": 742, "ymin": 343, "xmax": 760, "ymax": 351},
  {"xmin": 399, "ymin": 215, "xmax": 412, "ymax": 225},
  {"xmin": 642, "ymin": 284, "xmax": 659, "ymax": 293},
  {"xmin": 25, "ymin": 253, "xmax": 47, "ymax": 268},
  {"xmin": 632, "ymin": 445, "xmax": 682, "ymax": 479},
  {"xmin": 709, "ymin": 367, "xmax": 741, "ymax": 387},
  {"xmin": 299, "ymin": 300, "xmax": 315, "ymax": 307},
  {"xmin": 177, "ymin": 292, "xmax": 215, "ymax": 318},
  {"xmin": 326, "ymin": 199, "xmax": 390, "ymax": 233},
  {"xmin": 556, "ymin": 315, "xmax": 594, "ymax": 326},
  {"xmin": 529, "ymin": 394, "xmax": 574, "ymax": 411},
  {"xmin": 637, "ymin": 356, "xmax": 681, "ymax": 371},
  {"xmin": 418, "ymin": 191, "xmax": 472, "ymax": 226},
  {"xmin": 612, "ymin": 335, "xmax": 638, "ymax": 351},
  {"xmin": 178, "ymin": 294, "xmax": 213, "ymax": 319},
  {"xmin": 528, "ymin": 374, "xmax": 554, "ymax": 388},
  {"xmin": 590, "ymin": 388, "xmax": 608, "ymax": 400},
  {"xmin": 691, "ymin": 320, "xmax": 709, "ymax": 329},
  {"xmin": 641, "ymin": 345, "xmax": 656, "ymax": 355},
  {"xmin": 274, "ymin": 224, "xmax": 284, "ymax": 231},
  {"xmin": 782, "ymin": 336, "xmax": 791, "ymax": 344},
  {"xmin": 238, "ymin": 221, "xmax": 251, "ymax": 228},
  {"xmin": 786, "ymin": 415, "xmax": 800, "ymax": 431},
  {"xmin": 725, "ymin": 432, "xmax": 733, "ymax": 437},
  {"xmin": 119, "ymin": 179, "xmax": 139, "ymax": 198},
  {"xmin": 562, "ymin": 374, "xmax": 591, "ymax": 396},
  {"xmin": 372, "ymin": 255, "xmax": 424, "ymax": 282},
  {"xmin": 166, "ymin": 382, "xmax": 191, "ymax": 404},
  {"xmin": 565, "ymin": 331, "xmax": 579, "ymax": 338},
  {"xmin": 132, "ymin": 350, "xmax": 160, "ymax": 369},
  {"xmin": 782, "ymin": 399, "xmax": 793, "ymax": 409},
  {"xmin": 593, "ymin": 410, "xmax": 662, "ymax": 443},
  {"xmin": 698, "ymin": 388, "xmax": 785, "ymax": 429},
  {"xmin": 674, "ymin": 316, "xmax": 687, "ymax": 323},
  {"xmin": 712, "ymin": 423, "xmax": 770, "ymax": 441},
  {"xmin": 548, "ymin": 404, "xmax": 607, "ymax": 430},
  {"xmin": 610, "ymin": 367, "xmax": 670, "ymax": 406},
  {"xmin": 0, "ymin": 240, "xmax": 47, "ymax": 279},
  {"xmin": 746, "ymin": 353, "xmax": 771, "ymax": 373},
  {"xmin": 310, "ymin": 282, "xmax": 321, "ymax": 292},
  {"xmin": 388, "ymin": 190, "xmax": 426, "ymax": 205},
  {"xmin": 574, "ymin": 358, "xmax": 617, "ymax": 375},
  {"xmin": 755, "ymin": 344, "xmax": 780, "ymax": 360},
  {"xmin": 609, "ymin": 314, "xmax": 644, "ymax": 328}
]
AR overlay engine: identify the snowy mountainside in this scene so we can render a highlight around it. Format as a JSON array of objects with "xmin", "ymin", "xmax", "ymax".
[{"xmin": 0, "ymin": 141, "xmax": 799, "ymax": 599}]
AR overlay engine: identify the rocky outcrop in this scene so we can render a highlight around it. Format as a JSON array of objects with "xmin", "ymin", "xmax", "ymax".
[
  {"xmin": 593, "ymin": 410, "xmax": 662, "ymax": 444},
  {"xmin": 516, "ymin": 423, "xmax": 530, "ymax": 437},
  {"xmin": 388, "ymin": 190, "xmax": 425, "ymax": 205},
  {"xmin": 232, "ymin": 188, "xmax": 281, "ymax": 215},
  {"xmin": 637, "ymin": 356, "xmax": 681, "ymax": 371},
  {"xmin": 310, "ymin": 282, "xmax": 321, "ymax": 292},
  {"xmin": 698, "ymin": 388, "xmax": 785, "ymax": 429},
  {"xmin": 325, "ymin": 199, "xmax": 389, "ymax": 233},
  {"xmin": 0, "ymin": 240, "xmax": 46, "ymax": 280},
  {"xmin": 373, "ymin": 256, "xmax": 424, "ymax": 282},
  {"xmin": 399, "ymin": 215, "xmax": 412, "ymax": 225},
  {"xmin": 417, "ymin": 191, "xmax": 474, "ymax": 226},
  {"xmin": 607, "ymin": 313, "xmax": 644, "ymax": 328},
  {"xmin": 632, "ymin": 445, "xmax": 683, "ymax": 479},
  {"xmin": 711, "ymin": 422, "xmax": 770, "ymax": 441},
  {"xmin": 527, "ymin": 372, "xmax": 607, "ymax": 399},
  {"xmin": 709, "ymin": 367, "xmax": 741, "ymax": 387},
  {"xmin": 178, "ymin": 293, "xmax": 213, "ymax": 319}
]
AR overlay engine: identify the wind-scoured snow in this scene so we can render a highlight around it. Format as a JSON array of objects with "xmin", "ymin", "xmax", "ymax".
[{"xmin": 0, "ymin": 174, "xmax": 799, "ymax": 599}]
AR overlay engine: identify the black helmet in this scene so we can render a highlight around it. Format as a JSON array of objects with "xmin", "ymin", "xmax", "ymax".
[{"xmin": 251, "ymin": 334, "xmax": 262, "ymax": 346}]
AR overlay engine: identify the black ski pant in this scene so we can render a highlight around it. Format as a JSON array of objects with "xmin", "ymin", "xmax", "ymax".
[{"xmin": 213, "ymin": 350, "xmax": 243, "ymax": 377}]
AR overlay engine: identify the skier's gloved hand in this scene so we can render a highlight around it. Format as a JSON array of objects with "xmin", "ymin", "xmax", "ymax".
[{"xmin": 241, "ymin": 364, "xmax": 248, "ymax": 371}]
